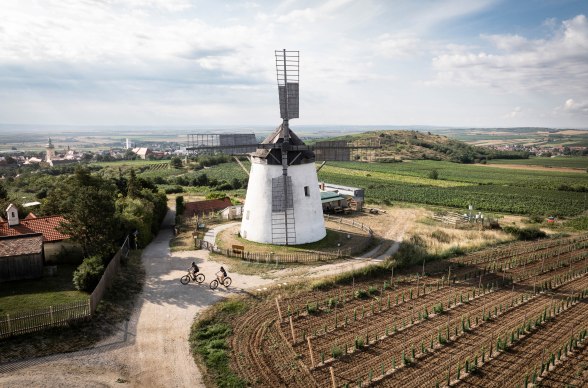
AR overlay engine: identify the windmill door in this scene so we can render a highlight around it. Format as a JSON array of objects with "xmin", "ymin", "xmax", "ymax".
[{"xmin": 271, "ymin": 176, "xmax": 296, "ymax": 244}]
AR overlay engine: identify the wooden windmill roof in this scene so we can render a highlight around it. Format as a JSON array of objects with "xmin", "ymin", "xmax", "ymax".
[{"xmin": 252, "ymin": 123, "xmax": 315, "ymax": 165}]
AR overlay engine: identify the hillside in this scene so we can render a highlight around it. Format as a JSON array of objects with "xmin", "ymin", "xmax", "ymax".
[{"xmin": 319, "ymin": 130, "xmax": 529, "ymax": 163}]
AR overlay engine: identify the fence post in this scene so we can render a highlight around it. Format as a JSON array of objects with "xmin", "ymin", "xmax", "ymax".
[
  {"xmin": 308, "ymin": 337, "xmax": 316, "ymax": 368},
  {"xmin": 49, "ymin": 305, "xmax": 54, "ymax": 324},
  {"xmin": 330, "ymin": 366, "xmax": 336, "ymax": 388},
  {"xmin": 6, "ymin": 313, "xmax": 11, "ymax": 335},
  {"xmin": 290, "ymin": 316, "xmax": 296, "ymax": 342},
  {"xmin": 275, "ymin": 297, "xmax": 283, "ymax": 322}
]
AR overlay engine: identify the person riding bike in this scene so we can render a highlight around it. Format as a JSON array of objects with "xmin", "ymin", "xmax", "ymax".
[
  {"xmin": 217, "ymin": 266, "xmax": 227, "ymax": 283},
  {"xmin": 190, "ymin": 261, "xmax": 200, "ymax": 277}
]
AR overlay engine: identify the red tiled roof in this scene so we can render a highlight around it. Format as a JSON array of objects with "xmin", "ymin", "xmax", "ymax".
[
  {"xmin": 0, "ymin": 216, "xmax": 69, "ymax": 242},
  {"xmin": 0, "ymin": 234, "xmax": 43, "ymax": 258},
  {"xmin": 183, "ymin": 198, "xmax": 232, "ymax": 217}
]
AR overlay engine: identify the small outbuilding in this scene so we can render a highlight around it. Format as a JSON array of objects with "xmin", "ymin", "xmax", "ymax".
[
  {"xmin": 0, "ymin": 204, "xmax": 75, "ymax": 263},
  {"xmin": 0, "ymin": 233, "xmax": 44, "ymax": 282},
  {"xmin": 220, "ymin": 205, "xmax": 243, "ymax": 220},
  {"xmin": 183, "ymin": 197, "xmax": 234, "ymax": 218},
  {"xmin": 320, "ymin": 191, "xmax": 348, "ymax": 214}
]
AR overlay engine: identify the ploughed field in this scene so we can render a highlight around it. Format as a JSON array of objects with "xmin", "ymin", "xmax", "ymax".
[{"xmin": 229, "ymin": 234, "xmax": 588, "ymax": 387}]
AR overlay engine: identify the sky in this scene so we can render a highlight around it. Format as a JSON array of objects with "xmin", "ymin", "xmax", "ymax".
[{"xmin": 1, "ymin": 0, "xmax": 588, "ymax": 129}]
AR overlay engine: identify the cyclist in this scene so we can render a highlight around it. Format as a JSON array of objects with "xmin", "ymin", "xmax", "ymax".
[
  {"xmin": 190, "ymin": 261, "xmax": 199, "ymax": 277},
  {"xmin": 217, "ymin": 266, "xmax": 227, "ymax": 284}
]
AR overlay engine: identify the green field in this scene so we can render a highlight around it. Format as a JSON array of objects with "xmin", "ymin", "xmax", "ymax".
[
  {"xmin": 487, "ymin": 156, "xmax": 588, "ymax": 169},
  {"xmin": 88, "ymin": 158, "xmax": 588, "ymax": 217},
  {"xmin": 317, "ymin": 160, "xmax": 588, "ymax": 217}
]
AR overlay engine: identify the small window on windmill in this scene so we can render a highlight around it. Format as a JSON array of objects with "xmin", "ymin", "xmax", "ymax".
[
  {"xmin": 304, "ymin": 186, "xmax": 310, "ymax": 197},
  {"xmin": 246, "ymin": 210, "xmax": 250, "ymax": 220}
]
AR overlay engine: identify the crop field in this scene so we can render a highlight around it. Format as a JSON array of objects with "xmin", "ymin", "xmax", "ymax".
[
  {"xmin": 227, "ymin": 234, "xmax": 588, "ymax": 387},
  {"xmin": 318, "ymin": 160, "xmax": 588, "ymax": 216},
  {"xmin": 487, "ymin": 157, "xmax": 588, "ymax": 169}
]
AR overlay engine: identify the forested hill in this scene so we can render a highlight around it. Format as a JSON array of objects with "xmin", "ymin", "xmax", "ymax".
[{"xmin": 319, "ymin": 130, "xmax": 529, "ymax": 163}]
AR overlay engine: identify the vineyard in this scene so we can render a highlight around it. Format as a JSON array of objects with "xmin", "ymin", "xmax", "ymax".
[
  {"xmin": 318, "ymin": 160, "xmax": 588, "ymax": 216},
  {"xmin": 488, "ymin": 157, "xmax": 588, "ymax": 169},
  {"xmin": 226, "ymin": 234, "xmax": 588, "ymax": 387}
]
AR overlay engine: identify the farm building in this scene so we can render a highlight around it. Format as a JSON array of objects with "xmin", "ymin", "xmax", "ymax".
[
  {"xmin": 0, "ymin": 204, "xmax": 76, "ymax": 262},
  {"xmin": 320, "ymin": 191, "xmax": 349, "ymax": 214},
  {"xmin": 0, "ymin": 233, "xmax": 44, "ymax": 282},
  {"xmin": 131, "ymin": 147, "xmax": 152, "ymax": 159},
  {"xmin": 183, "ymin": 197, "xmax": 234, "ymax": 218},
  {"xmin": 320, "ymin": 182, "xmax": 365, "ymax": 211},
  {"xmin": 220, "ymin": 205, "xmax": 243, "ymax": 220}
]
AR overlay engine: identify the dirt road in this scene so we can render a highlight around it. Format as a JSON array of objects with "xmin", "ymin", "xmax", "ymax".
[{"xmin": 0, "ymin": 209, "xmax": 415, "ymax": 387}]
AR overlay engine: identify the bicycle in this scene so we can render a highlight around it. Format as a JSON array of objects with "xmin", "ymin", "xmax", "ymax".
[
  {"xmin": 209, "ymin": 274, "xmax": 232, "ymax": 289},
  {"xmin": 180, "ymin": 270, "xmax": 205, "ymax": 285}
]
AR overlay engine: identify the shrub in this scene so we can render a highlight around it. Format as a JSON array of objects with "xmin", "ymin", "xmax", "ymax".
[
  {"xmin": 73, "ymin": 255, "xmax": 105, "ymax": 291},
  {"xmin": 503, "ymin": 226, "xmax": 547, "ymax": 241},
  {"xmin": 355, "ymin": 289, "xmax": 369, "ymax": 299},
  {"xmin": 307, "ymin": 303, "xmax": 319, "ymax": 315},
  {"xmin": 175, "ymin": 195, "xmax": 184, "ymax": 216},
  {"xmin": 164, "ymin": 185, "xmax": 183, "ymax": 194},
  {"xmin": 331, "ymin": 346, "xmax": 343, "ymax": 359}
]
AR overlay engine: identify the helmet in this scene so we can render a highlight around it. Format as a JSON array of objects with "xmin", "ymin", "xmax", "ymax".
[
  {"xmin": 220, "ymin": 266, "xmax": 225, "ymax": 271},
  {"xmin": 192, "ymin": 261, "xmax": 196, "ymax": 266}
]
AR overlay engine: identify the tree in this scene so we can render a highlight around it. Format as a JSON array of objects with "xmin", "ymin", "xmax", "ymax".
[
  {"xmin": 428, "ymin": 169, "xmax": 439, "ymax": 180},
  {"xmin": 50, "ymin": 167, "xmax": 120, "ymax": 258},
  {"xmin": 170, "ymin": 156, "xmax": 183, "ymax": 169},
  {"xmin": 126, "ymin": 168, "xmax": 140, "ymax": 198},
  {"xmin": 0, "ymin": 182, "xmax": 7, "ymax": 200}
]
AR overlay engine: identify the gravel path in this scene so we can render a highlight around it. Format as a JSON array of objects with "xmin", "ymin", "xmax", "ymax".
[{"xmin": 0, "ymin": 209, "xmax": 414, "ymax": 387}]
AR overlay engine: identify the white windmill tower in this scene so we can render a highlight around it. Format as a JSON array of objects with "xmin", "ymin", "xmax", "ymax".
[{"xmin": 240, "ymin": 50, "xmax": 326, "ymax": 245}]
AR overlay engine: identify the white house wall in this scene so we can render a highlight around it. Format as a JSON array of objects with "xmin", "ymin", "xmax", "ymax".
[{"xmin": 240, "ymin": 161, "xmax": 326, "ymax": 245}]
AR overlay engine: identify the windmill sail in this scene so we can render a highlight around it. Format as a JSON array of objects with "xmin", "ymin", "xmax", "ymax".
[{"xmin": 275, "ymin": 50, "xmax": 299, "ymax": 120}]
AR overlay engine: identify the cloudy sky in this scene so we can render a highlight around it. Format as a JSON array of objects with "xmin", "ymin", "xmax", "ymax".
[{"xmin": 1, "ymin": 0, "xmax": 587, "ymax": 128}]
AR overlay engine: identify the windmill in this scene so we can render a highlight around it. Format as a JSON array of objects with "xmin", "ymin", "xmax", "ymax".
[
  {"xmin": 240, "ymin": 50, "xmax": 326, "ymax": 245},
  {"xmin": 185, "ymin": 50, "xmax": 380, "ymax": 245}
]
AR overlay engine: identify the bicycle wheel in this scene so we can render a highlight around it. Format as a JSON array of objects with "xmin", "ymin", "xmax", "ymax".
[
  {"xmin": 196, "ymin": 273, "xmax": 205, "ymax": 283},
  {"xmin": 210, "ymin": 279, "xmax": 219, "ymax": 290},
  {"xmin": 180, "ymin": 275, "xmax": 191, "ymax": 285},
  {"xmin": 223, "ymin": 277, "xmax": 232, "ymax": 287}
]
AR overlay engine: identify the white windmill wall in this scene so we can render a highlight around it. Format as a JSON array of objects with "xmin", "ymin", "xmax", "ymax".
[{"xmin": 240, "ymin": 161, "xmax": 326, "ymax": 245}]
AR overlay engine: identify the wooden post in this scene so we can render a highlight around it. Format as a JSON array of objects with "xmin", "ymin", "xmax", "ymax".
[
  {"xmin": 275, "ymin": 297, "xmax": 283, "ymax": 322},
  {"xmin": 49, "ymin": 305, "xmax": 54, "ymax": 325},
  {"xmin": 330, "ymin": 366, "xmax": 336, "ymax": 388},
  {"xmin": 391, "ymin": 267, "xmax": 394, "ymax": 288},
  {"xmin": 289, "ymin": 316, "xmax": 296, "ymax": 342},
  {"xmin": 307, "ymin": 337, "xmax": 316, "ymax": 368},
  {"xmin": 6, "ymin": 313, "xmax": 11, "ymax": 334}
]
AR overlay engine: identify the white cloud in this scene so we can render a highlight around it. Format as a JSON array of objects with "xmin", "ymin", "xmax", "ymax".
[
  {"xmin": 375, "ymin": 33, "xmax": 422, "ymax": 58},
  {"xmin": 504, "ymin": 106, "xmax": 522, "ymax": 119},
  {"xmin": 429, "ymin": 15, "xmax": 588, "ymax": 94},
  {"xmin": 562, "ymin": 98, "xmax": 588, "ymax": 115}
]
